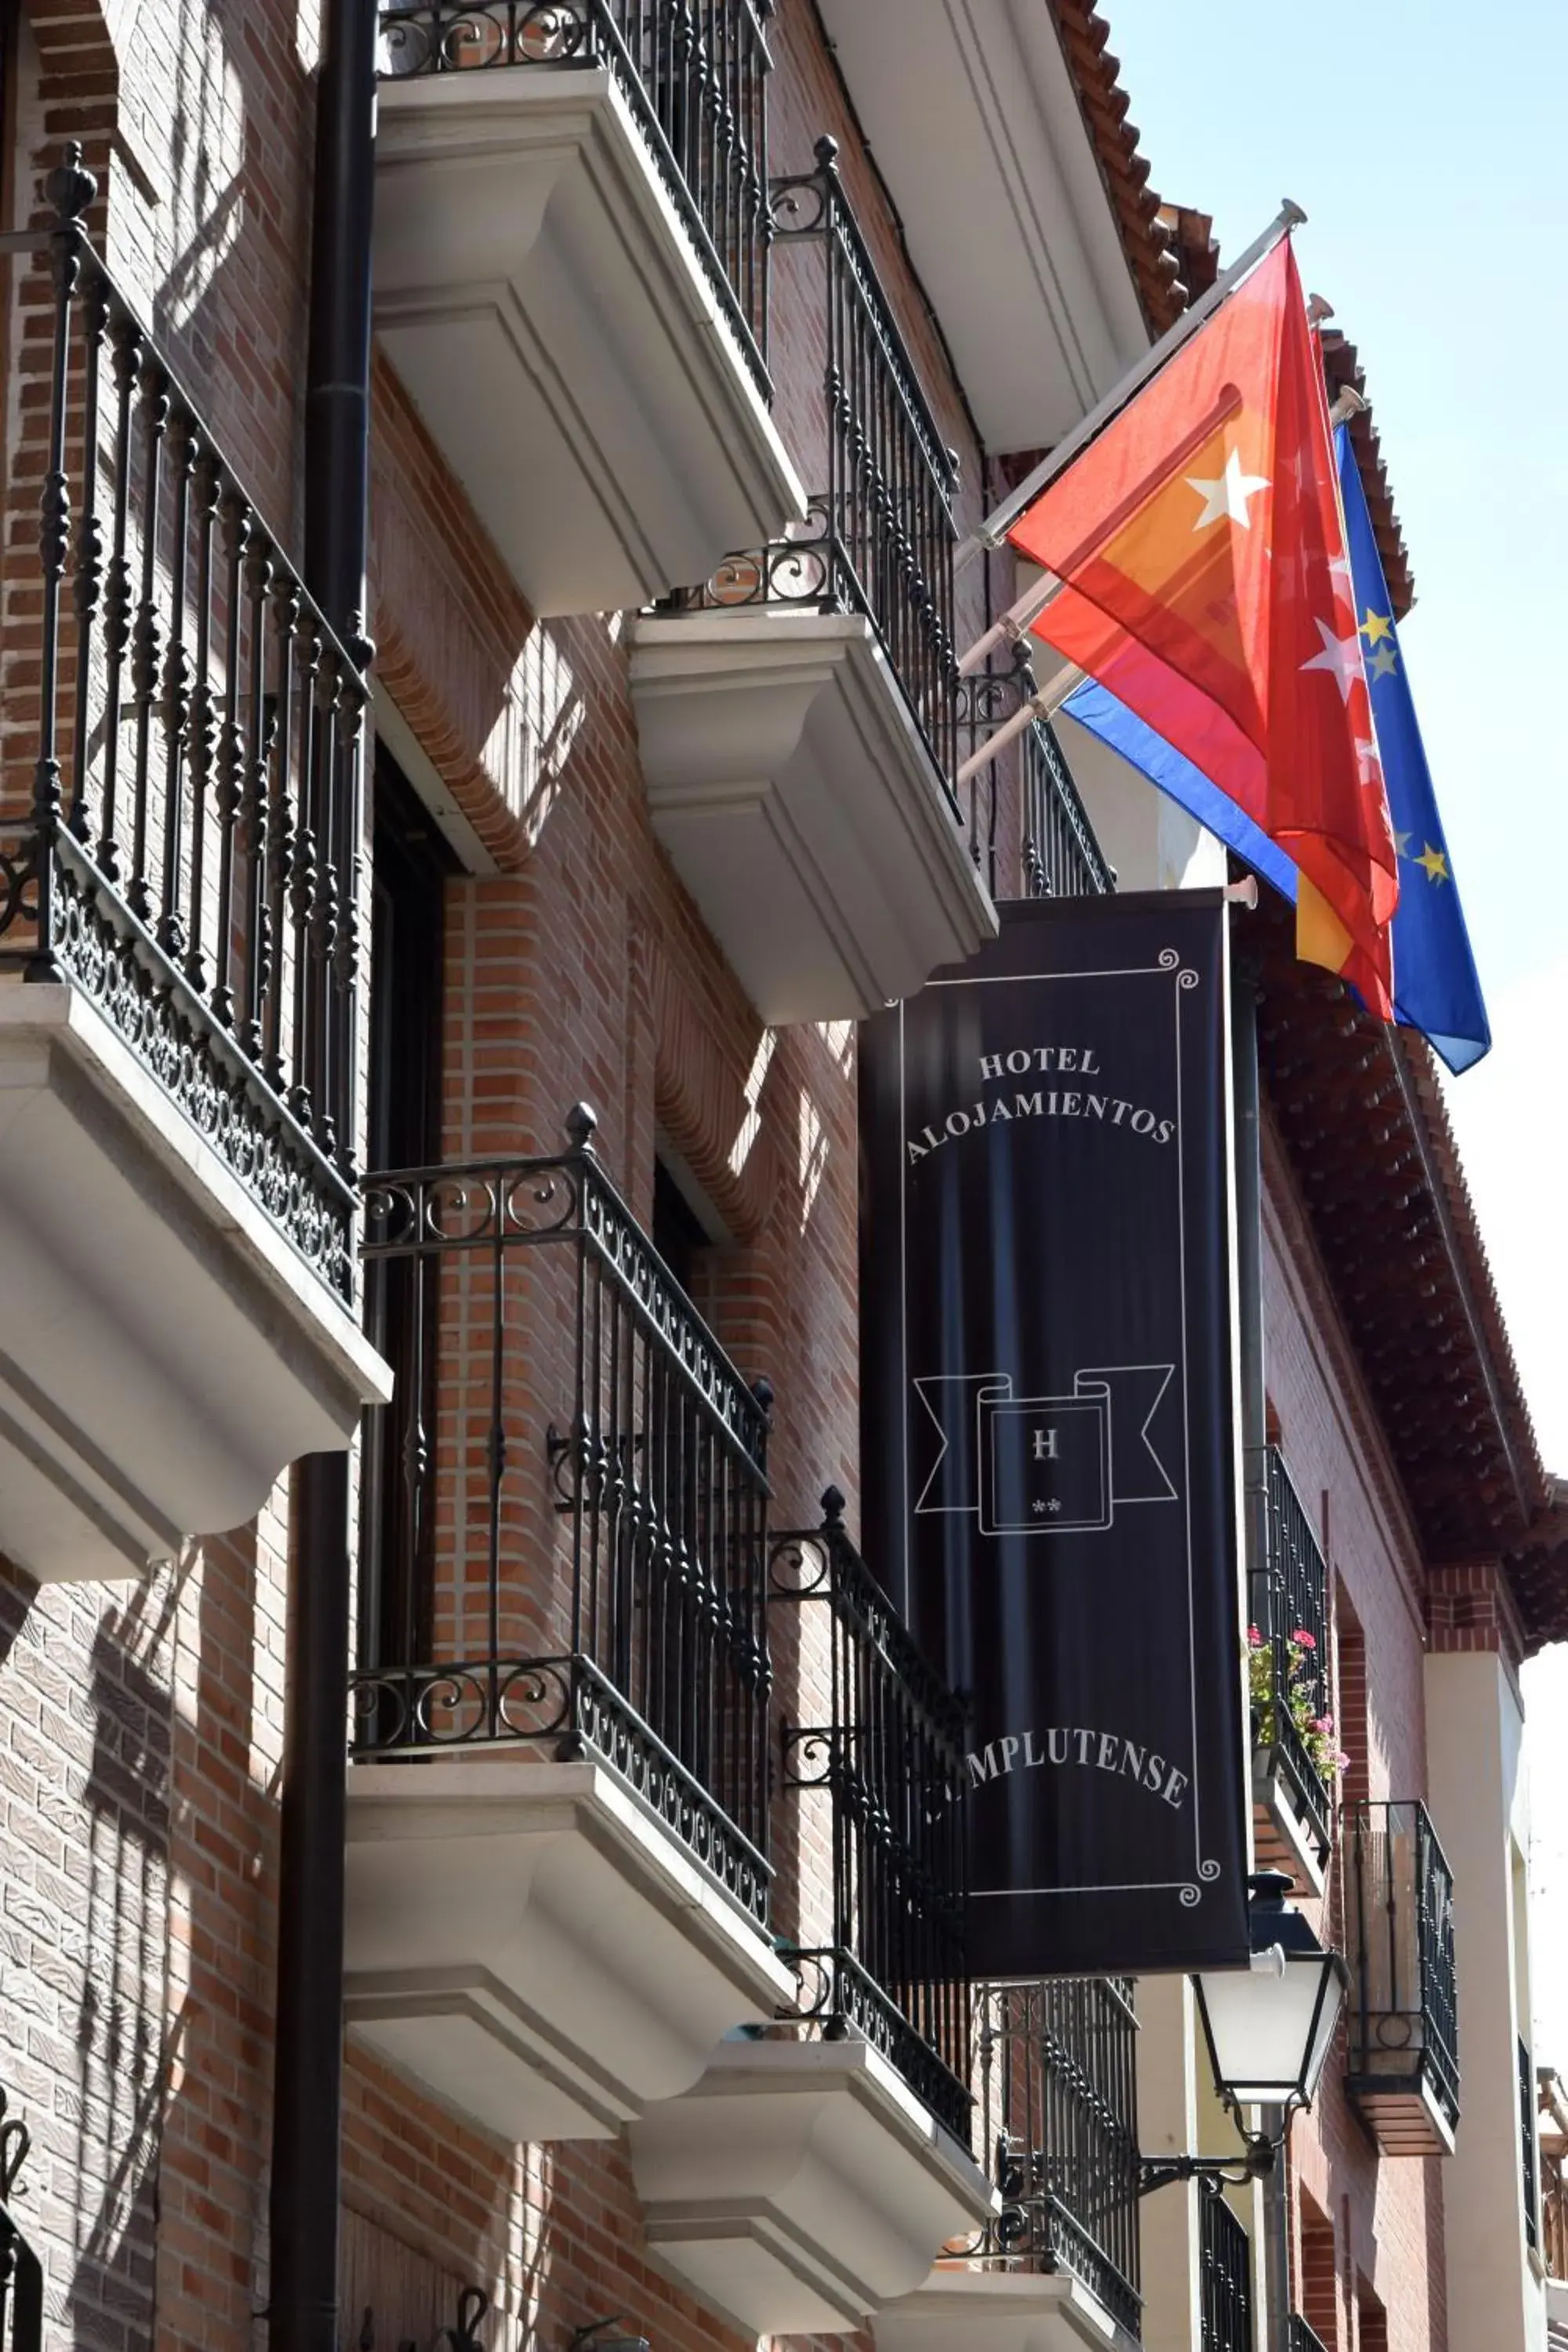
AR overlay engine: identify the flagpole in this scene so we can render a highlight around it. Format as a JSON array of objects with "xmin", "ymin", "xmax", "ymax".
[
  {"xmin": 957, "ymin": 196, "xmax": 1306, "ymax": 572},
  {"xmin": 955, "ymin": 658, "xmax": 1082, "ymax": 789},
  {"xmin": 958, "ymin": 571, "xmax": 1062, "ymax": 679}
]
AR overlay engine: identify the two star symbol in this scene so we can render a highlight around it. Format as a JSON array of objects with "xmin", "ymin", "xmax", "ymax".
[
  {"xmin": 1393, "ymin": 829, "xmax": 1450, "ymax": 885},
  {"xmin": 1031, "ymin": 1497, "xmax": 1064, "ymax": 1516},
  {"xmin": 1301, "ymin": 607, "xmax": 1402, "ymax": 704},
  {"xmin": 1181, "ymin": 452, "xmax": 1417, "ymax": 808},
  {"xmin": 1360, "ymin": 606, "xmax": 1399, "ymax": 679},
  {"xmin": 1178, "ymin": 446, "xmax": 1456, "ymax": 902}
]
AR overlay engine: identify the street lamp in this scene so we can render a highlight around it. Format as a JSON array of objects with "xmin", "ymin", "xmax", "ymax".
[
  {"xmin": 1140, "ymin": 1871, "xmax": 1348, "ymax": 2194},
  {"xmin": 1196, "ymin": 1871, "xmax": 1348, "ymax": 2111}
]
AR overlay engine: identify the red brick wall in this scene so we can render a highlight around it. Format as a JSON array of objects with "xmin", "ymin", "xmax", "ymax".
[
  {"xmin": 1335, "ymin": 1582, "xmax": 1370, "ymax": 1820},
  {"xmin": 1427, "ymin": 1561, "xmax": 1525, "ymax": 1680},
  {"xmin": 1261, "ymin": 1118, "xmax": 1447, "ymax": 2352},
  {"xmin": 1299, "ymin": 2188, "xmax": 1341, "ymax": 2351},
  {"xmin": 0, "ymin": 8, "xmax": 310, "ymax": 2343},
  {"xmin": 0, "ymin": 1563, "xmax": 171, "ymax": 2352}
]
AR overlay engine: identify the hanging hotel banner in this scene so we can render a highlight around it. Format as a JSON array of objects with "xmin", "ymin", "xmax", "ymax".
[{"xmin": 859, "ymin": 891, "xmax": 1250, "ymax": 1978}]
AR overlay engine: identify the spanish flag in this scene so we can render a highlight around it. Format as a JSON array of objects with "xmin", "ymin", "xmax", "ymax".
[{"xmin": 1009, "ymin": 238, "xmax": 1397, "ymax": 1014}]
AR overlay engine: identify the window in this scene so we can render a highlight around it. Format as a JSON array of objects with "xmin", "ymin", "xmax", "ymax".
[
  {"xmin": 653, "ymin": 1156, "xmax": 713, "ymax": 1302},
  {"xmin": 360, "ymin": 752, "xmax": 458, "ymax": 1700}
]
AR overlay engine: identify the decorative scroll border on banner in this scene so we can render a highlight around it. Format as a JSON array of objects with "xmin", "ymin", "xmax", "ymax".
[{"xmin": 896, "ymin": 942, "xmax": 1225, "ymax": 1916}]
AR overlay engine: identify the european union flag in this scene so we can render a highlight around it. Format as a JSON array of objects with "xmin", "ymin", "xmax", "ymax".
[
  {"xmin": 1334, "ymin": 425, "xmax": 1490, "ymax": 1072},
  {"xmin": 1057, "ymin": 434, "xmax": 1490, "ymax": 1073}
]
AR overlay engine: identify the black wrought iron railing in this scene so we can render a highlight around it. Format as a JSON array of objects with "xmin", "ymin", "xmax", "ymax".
[
  {"xmin": 1250, "ymin": 1446, "xmax": 1333, "ymax": 1853},
  {"xmin": 970, "ymin": 1976, "xmax": 1142, "ymax": 2334},
  {"xmin": 955, "ymin": 670, "xmax": 1112, "ymax": 902},
  {"xmin": 351, "ymin": 1108, "xmax": 775, "ymax": 1924},
  {"xmin": 1288, "ymin": 2314, "xmax": 1329, "ymax": 2352},
  {"xmin": 769, "ymin": 1490, "xmax": 971, "ymax": 2143},
  {"xmin": 376, "ymin": 0, "xmax": 773, "ymax": 394},
  {"xmin": 666, "ymin": 137, "xmax": 971, "ymax": 842},
  {"xmin": 1522, "ymin": 2035, "xmax": 1540, "ymax": 2256},
  {"xmin": 1022, "ymin": 718, "xmax": 1115, "ymax": 900},
  {"xmin": 1199, "ymin": 2190, "xmax": 1253, "ymax": 2352},
  {"xmin": 0, "ymin": 2088, "xmax": 42, "ymax": 2352},
  {"xmin": 0, "ymin": 152, "xmax": 365, "ymax": 1298},
  {"xmin": 1345, "ymin": 1799, "xmax": 1460, "ymax": 2132}
]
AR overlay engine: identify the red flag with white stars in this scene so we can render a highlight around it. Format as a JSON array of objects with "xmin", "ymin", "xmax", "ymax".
[{"xmin": 1010, "ymin": 238, "xmax": 1397, "ymax": 1013}]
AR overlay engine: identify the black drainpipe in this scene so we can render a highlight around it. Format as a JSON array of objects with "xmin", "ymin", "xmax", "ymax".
[
  {"xmin": 1231, "ymin": 956, "xmax": 1295, "ymax": 2339},
  {"xmin": 269, "ymin": 2, "xmax": 377, "ymax": 2349}
]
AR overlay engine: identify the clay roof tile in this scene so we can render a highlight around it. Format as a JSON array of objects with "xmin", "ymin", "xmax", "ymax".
[{"xmin": 1048, "ymin": 0, "xmax": 1190, "ymax": 329}]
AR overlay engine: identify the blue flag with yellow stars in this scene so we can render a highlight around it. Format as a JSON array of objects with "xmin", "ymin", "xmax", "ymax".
[
  {"xmin": 1335, "ymin": 424, "xmax": 1490, "ymax": 1072},
  {"xmin": 1059, "ymin": 437, "xmax": 1490, "ymax": 1072}
]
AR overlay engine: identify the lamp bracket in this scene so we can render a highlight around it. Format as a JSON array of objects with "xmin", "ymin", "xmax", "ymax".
[{"xmin": 1137, "ymin": 2133, "xmax": 1276, "ymax": 2196}]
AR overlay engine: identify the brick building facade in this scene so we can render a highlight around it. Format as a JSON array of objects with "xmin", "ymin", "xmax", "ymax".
[{"xmin": 0, "ymin": 7, "xmax": 1562, "ymax": 2352}]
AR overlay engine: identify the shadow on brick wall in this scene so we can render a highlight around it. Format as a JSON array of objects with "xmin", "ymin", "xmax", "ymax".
[{"xmin": 65, "ymin": 1606, "xmax": 176, "ymax": 2351}]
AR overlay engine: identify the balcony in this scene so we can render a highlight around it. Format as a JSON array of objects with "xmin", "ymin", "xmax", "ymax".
[
  {"xmin": 809, "ymin": 0, "xmax": 1156, "ymax": 455},
  {"xmin": 1523, "ymin": 2038, "xmax": 1541, "ymax": 2259},
  {"xmin": 372, "ymin": 1, "xmax": 804, "ymax": 617},
  {"xmin": 629, "ymin": 1494, "xmax": 993, "ymax": 2336},
  {"xmin": 343, "ymin": 1112, "xmax": 794, "ymax": 2143},
  {"xmin": 628, "ymin": 139, "xmax": 997, "ymax": 1024},
  {"xmin": 876, "ymin": 1976, "xmax": 1142, "ymax": 2352},
  {"xmin": 954, "ymin": 674, "xmax": 1116, "ymax": 906},
  {"xmin": 0, "ymin": 162, "xmax": 389, "ymax": 1585},
  {"xmin": 1249, "ymin": 1449, "xmax": 1334, "ymax": 1892},
  {"xmin": 1199, "ymin": 2191, "xmax": 1253, "ymax": 2352},
  {"xmin": 1021, "ymin": 720, "xmax": 1117, "ymax": 902},
  {"xmin": 1344, "ymin": 1800, "xmax": 1460, "ymax": 2154}
]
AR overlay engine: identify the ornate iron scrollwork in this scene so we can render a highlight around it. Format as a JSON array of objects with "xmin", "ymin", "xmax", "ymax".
[
  {"xmin": 354, "ymin": 1112, "xmax": 775, "ymax": 1925},
  {"xmin": 0, "ymin": 2087, "xmax": 31, "ymax": 2207},
  {"xmin": 349, "ymin": 2282, "xmax": 490, "ymax": 2352},
  {"xmin": 6, "ymin": 152, "xmax": 368, "ymax": 1298},
  {"xmin": 49, "ymin": 848, "xmax": 354, "ymax": 1294},
  {"xmin": 768, "ymin": 1494, "xmax": 973, "ymax": 2144}
]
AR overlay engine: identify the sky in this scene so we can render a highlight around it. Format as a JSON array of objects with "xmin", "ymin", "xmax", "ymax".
[{"xmin": 1095, "ymin": 0, "xmax": 1568, "ymax": 2056}]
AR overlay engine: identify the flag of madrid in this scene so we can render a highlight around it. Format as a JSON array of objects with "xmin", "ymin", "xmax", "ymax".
[{"xmin": 1009, "ymin": 238, "xmax": 1398, "ymax": 1014}]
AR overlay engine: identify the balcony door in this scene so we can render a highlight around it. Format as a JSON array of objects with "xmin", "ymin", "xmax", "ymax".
[{"xmin": 358, "ymin": 751, "xmax": 456, "ymax": 1713}]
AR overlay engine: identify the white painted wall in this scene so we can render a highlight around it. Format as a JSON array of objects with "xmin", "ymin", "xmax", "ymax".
[
  {"xmin": 1055, "ymin": 715, "xmax": 1229, "ymax": 894},
  {"xmin": 1424, "ymin": 1648, "xmax": 1547, "ymax": 2352},
  {"xmin": 1137, "ymin": 1973, "xmax": 1203, "ymax": 2352}
]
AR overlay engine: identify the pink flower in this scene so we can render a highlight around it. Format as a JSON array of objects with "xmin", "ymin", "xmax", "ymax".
[
  {"xmin": 1247, "ymin": 1624, "xmax": 1264, "ymax": 1647},
  {"xmin": 1291, "ymin": 1629, "xmax": 1316, "ymax": 1650},
  {"xmin": 1335, "ymin": 1751, "xmax": 1352, "ymax": 1771},
  {"xmin": 1312, "ymin": 1714, "xmax": 1334, "ymax": 1735}
]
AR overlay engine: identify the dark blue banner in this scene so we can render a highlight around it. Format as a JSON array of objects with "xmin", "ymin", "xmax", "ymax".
[{"xmin": 860, "ymin": 892, "xmax": 1250, "ymax": 1976}]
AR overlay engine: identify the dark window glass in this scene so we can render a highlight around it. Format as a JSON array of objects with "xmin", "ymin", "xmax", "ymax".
[
  {"xmin": 360, "ymin": 753, "xmax": 457, "ymax": 1698},
  {"xmin": 653, "ymin": 1158, "xmax": 710, "ymax": 1299}
]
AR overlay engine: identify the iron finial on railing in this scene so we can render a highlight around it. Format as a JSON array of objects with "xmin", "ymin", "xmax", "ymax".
[
  {"xmin": 564, "ymin": 1101, "xmax": 597, "ymax": 1153},
  {"xmin": 46, "ymin": 140, "xmax": 97, "ymax": 224},
  {"xmin": 813, "ymin": 132, "xmax": 840, "ymax": 176},
  {"xmin": 751, "ymin": 1374, "xmax": 775, "ymax": 1421},
  {"xmin": 346, "ymin": 607, "xmax": 376, "ymax": 677},
  {"xmin": 436, "ymin": 2284, "xmax": 489, "ymax": 2350},
  {"xmin": 0, "ymin": 2084, "xmax": 31, "ymax": 2203},
  {"xmin": 819, "ymin": 1484, "xmax": 846, "ymax": 1530}
]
